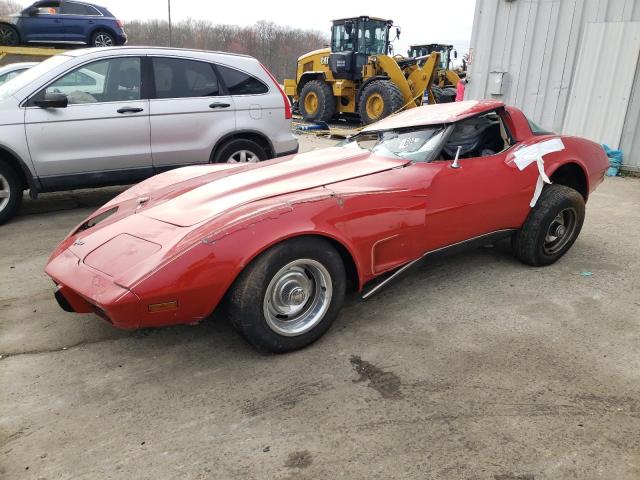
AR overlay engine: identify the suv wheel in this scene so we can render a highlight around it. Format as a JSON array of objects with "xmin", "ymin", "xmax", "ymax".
[
  {"xmin": 0, "ymin": 24, "xmax": 19, "ymax": 46},
  {"xmin": 91, "ymin": 30, "xmax": 114, "ymax": 47},
  {"xmin": 213, "ymin": 139, "xmax": 268, "ymax": 164},
  {"xmin": 0, "ymin": 163, "xmax": 23, "ymax": 225}
]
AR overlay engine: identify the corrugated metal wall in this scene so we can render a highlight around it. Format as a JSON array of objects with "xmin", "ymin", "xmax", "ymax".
[{"xmin": 467, "ymin": 0, "xmax": 640, "ymax": 171}]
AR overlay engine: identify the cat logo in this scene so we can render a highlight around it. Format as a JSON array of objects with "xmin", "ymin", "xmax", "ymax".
[{"xmin": 320, "ymin": 56, "xmax": 329, "ymax": 65}]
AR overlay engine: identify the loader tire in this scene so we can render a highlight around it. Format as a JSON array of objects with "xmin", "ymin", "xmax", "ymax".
[
  {"xmin": 359, "ymin": 80, "xmax": 404, "ymax": 125},
  {"xmin": 299, "ymin": 80, "xmax": 335, "ymax": 122}
]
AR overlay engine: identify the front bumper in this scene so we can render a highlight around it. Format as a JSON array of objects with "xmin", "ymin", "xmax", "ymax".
[{"xmin": 47, "ymin": 249, "xmax": 143, "ymax": 329}]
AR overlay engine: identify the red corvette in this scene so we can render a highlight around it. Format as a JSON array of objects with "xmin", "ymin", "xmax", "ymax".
[{"xmin": 45, "ymin": 100, "xmax": 609, "ymax": 352}]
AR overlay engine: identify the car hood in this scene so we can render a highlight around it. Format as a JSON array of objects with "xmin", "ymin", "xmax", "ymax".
[{"xmin": 137, "ymin": 147, "xmax": 408, "ymax": 227}]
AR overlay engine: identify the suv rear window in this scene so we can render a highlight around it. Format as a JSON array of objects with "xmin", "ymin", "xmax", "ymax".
[
  {"xmin": 152, "ymin": 57, "xmax": 220, "ymax": 99},
  {"xmin": 216, "ymin": 64, "xmax": 268, "ymax": 95}
]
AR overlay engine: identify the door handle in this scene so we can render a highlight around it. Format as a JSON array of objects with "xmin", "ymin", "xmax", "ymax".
[
  {"xmin": 117, "ymin": 107, "xmax": 144, "ymax": 114},
  {"xmin": 209, "ymin": 102, "xmax": 230, "ymax": 109}
]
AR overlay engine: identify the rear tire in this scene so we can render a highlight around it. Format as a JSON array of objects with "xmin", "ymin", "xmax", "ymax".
[
  {"xmin": 91, "ymin": 30, "xmax": 115, "ymax": 47},
  {"xmin": 226, "ymin": 237, "xmax": 346, "ymax": 353},
  {"xmin": 512, "ymin": 184, "xmax": 585, "ymax": 266},
  {"xmin": 299, "ymin": 80, "xmax": 335, "ymax": 122},
  {"xmin": 359, "ymin": 80, "xmax": 405, "ymax": 125},
  {"xmin": 0, "ymin": 24, "xmax": 19, "ymax": 46},
  {"xmin": 213, "ymin": 138, "xmax": 268, "ymax": 164},
  {"xmin": 0, "ymin": 162, "xmax": 23, "ymax": 225}
]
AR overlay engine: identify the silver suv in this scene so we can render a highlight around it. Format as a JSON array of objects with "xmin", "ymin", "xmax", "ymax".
[{"xmin": 0, "ymin": 47, "xmax": 298, "ymax": 223}]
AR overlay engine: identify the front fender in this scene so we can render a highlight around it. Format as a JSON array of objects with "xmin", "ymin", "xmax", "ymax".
[{"xmin": 129, "ymin": 194, "xmax": 364, "ymax": 326}]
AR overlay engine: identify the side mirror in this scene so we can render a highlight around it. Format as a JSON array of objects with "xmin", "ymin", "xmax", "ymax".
[
  {"xmin": 34, "ymin": 93, "xmax": 68, "ymax": 109},
  {"xmin": 396, "ymin": 27, "xmax": 401, "ymax": 40},
  {"xmin": 454, "ymin": 50, "xmax": 458, "ymax": 59},
  {"xmin": 26, "ymin": 6, "xmax": 39, "ymax": 15}
]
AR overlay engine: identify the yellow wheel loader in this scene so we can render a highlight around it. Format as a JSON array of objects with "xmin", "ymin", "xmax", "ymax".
[
  {"xmin": 408, "ymin": 43, "xmax": 462, "ymax": 89},
  {"xmin": 284, "ymin": 16, "xmax": 441, "ymax": 125}
]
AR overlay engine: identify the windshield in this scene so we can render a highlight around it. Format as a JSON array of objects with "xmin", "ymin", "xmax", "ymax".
[
  {"xmin": 358, "ymin": 21, "xmax": 389, "ymax": 55},
  {"xmin": 340, "ymin": 126, "xmax": 447, "ymax": 162},
  {"xmin": 0, "ymin": 55, "xmax": 72, "ymax": 101}
]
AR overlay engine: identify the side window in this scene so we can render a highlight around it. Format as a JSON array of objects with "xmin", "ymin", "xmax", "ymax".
[
  {"xmin": 85, "ymin": 5, "xmax": 101, "ymax": 16},
  {"xmin": 61, "ymin": 2, "xmax": 89, "ymax": 15},
  {"xmin": 0, "ymin": 70, "xmax": 25, "ymax": 85},
  {"xmin": 40, "ymin": 57, "xmax": 141, "ymax": 104},
  {"xmin": 33, "ymin": 1, "xmax": 61, "ymax": 14},
  {"xmin": 216, "ymin": 64, "xmax": 269, "ymax": 95},
  {"xmin": 527, "ymin": 117, "xmax": 554, "ymax": 135},
  {"xmin": 441, "ymin": 111, "xmax": 512, "ymax": 160},
  {"xmin": 152, "ymin": 57, "xmax": 220, "ymax": 99}
]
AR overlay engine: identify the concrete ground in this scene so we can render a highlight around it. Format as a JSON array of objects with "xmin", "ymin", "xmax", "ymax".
[{"xmin": 1, "ymin": 134, "xmax": 639, "ymax": 480}]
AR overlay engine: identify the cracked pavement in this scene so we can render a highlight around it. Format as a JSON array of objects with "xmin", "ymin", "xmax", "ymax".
[{"xmin": 1, "ymin": 136, "xmax": 639, "ymax": 479}]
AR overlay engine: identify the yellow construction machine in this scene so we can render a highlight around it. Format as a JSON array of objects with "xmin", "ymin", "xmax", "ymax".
[
  {"xmin": 284, "ymin": 16, "xmax": 441, "ymax": 124},
  {"xmin": 408, "ymin": 43, "xmax": 462, "ymax": 88}
]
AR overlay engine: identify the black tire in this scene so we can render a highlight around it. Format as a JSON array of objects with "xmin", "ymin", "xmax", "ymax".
[
  {"xmin": 512, "ymin": 184, "xmax": 585, "ymax": 266},
  {"xmin": 0, "ymin": 24, "xmax": 19, "ymax": 46},
  {"xmin": 358, "ymin": 80, "xmax": 404, "ymax": 125},
  {"xmin": 213, "ymin": 138, "xmax": 268, "ymax": 164},
  {"xmin": 91, "ymin": 30, "xmax": 115, "ymax": 47},
  {"xmin": 299, "ymin": 80, "xmax": 335, "ymax": 122},
  {"xmin": 0, "ymin": 162, "xmax": 23, "ymax": 225},
  {"xmin": 226, "ymin": 237, "xmax": 347, "ymax": 353}
]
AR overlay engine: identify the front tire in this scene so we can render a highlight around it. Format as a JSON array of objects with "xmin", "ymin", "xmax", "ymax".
[
  {"xmin": 226, "ymin": 237, "xmax": 346, "ymax": 353},
  {"xmin": 512, "ymin": 184, "xmax": 585, "ymax": 266},
  {"xmin": 0, "ymin": 24, "xmax": 19, "ymax": 46},
  {"xmin": 213, "ymin": 138, "xmax": 268, "ymax": 164},
  {"xmin": 91, "ymin": 30, "xmax": 115, "ymax": 47},
  {"xmin": 358, "ymin": 80, "xmax": 404, "ymax": 125},
  {"xmin": 0, "ymin": 162, "xmax": 23, "ymax": 225}
]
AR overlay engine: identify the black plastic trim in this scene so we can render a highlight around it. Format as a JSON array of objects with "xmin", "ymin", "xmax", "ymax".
[{"xmin": 37, "ymin": 166, "xmax": 154, "ymax": 192}]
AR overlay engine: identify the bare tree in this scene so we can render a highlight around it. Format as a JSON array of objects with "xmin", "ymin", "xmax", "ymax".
[{"xmin": 125, "ymin": 18, "xmax": 327, "ymax": 81}]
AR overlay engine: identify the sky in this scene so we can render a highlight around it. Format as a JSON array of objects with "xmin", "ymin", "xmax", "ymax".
[{"xmin": 14, "ymin": 0, "xmax": 477, "ymax": 54}]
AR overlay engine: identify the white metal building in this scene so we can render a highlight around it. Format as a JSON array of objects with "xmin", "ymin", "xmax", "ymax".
[{"xmin": 467, "ymin": 0, "xmax": 640, "ymax": 172}]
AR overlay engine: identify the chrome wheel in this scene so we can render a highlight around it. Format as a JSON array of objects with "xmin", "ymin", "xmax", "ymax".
[
  {"xmin": 226, "ymin": 150, "xmax": 260, "ymax": 163},
  {"xmin": 93, "ymin": 33, "xmax": 113, "ymax": 47},
  {"xmin": 0, "ymin": 172, "xmax": 10, "ymax": 212},
  {"xmin": 263, "ymin": 259, "xmax": 333, "ymax": 337},
  {"xmin": 544, "ymin": 207, "xmax": 578, "ymax": 255}
]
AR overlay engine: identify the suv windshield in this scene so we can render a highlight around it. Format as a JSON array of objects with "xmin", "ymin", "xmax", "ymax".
[
  {"xmin": 0, "ymin": 55, "xmax": 71, "ymax": 101},
  {"xmin": 340, "ymin": 126, "xmax": 446, "ymax": 162}
]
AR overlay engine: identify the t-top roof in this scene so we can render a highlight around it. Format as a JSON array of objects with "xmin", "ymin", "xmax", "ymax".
[{"xmin": 362, "ymin": 100, "xmax": 505, "ymax": 132}]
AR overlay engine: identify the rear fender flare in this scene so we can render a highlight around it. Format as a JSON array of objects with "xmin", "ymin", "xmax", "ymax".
[{"xmin": 297, "ymin": 72, "xmax": 327, "ymax": 95}]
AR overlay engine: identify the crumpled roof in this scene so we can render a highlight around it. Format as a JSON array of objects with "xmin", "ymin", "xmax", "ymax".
[{"xmin": 362, "ymin": 99, "xmax": 505, "ymax": 132}]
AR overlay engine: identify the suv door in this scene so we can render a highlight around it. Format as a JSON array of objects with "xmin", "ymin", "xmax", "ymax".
[
  {"xmin": 60, "ymin": 1, "xmax": 100, "ymax": 43},
  {"xmin": 19, "ymin": 1, "xmax": 65, "ymax": 43},
  {"xmin": 24, "ymin": 56, "xmax": 152, "ymax": 187},
  {"xmin": 148, "ymin": 56, "xmax": 236, "ymax": 168}
]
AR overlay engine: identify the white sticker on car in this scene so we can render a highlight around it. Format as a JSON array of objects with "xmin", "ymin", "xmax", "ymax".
[{"xmin": 512, "ymin": 138, "xmax": 565, "ymax": 207}]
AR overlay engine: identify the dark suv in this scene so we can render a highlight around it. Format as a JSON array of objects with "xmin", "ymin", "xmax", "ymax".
[{"xmin": 0, "ymin": 1, "xmax": 127, "ymax": 47}]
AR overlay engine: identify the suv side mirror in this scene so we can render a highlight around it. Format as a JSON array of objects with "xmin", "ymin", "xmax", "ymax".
[
  {"xmin": 26, "ymin": 6, "xmax": 39, "ymax": 15},
  {"xmin": 454, "ymin": 50, "xmax": 458, "ymax": 59},
  {"xmin": 35, "ymin": 93, "xmax": 68, "ymax": 109}
]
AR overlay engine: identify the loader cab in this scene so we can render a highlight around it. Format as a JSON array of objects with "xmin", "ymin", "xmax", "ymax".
[
  {"xmin": 329, "ymin": 16, "xmax": 393, "ymax": 80},
  {"xmin": 409, "ymin": 44, "xmax": 457, "ymax": 70}
]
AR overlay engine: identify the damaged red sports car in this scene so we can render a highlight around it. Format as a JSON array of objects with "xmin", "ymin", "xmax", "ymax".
[{"xmin": 45, "ymin": 100, "xmax": 609, "ymax": 352}]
